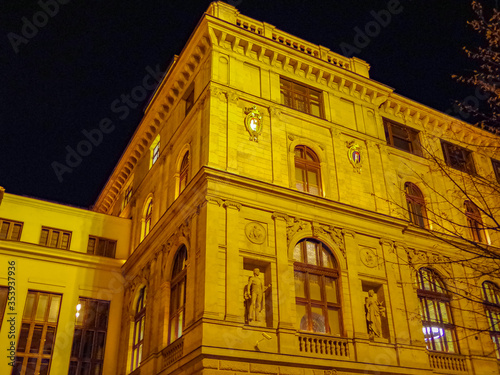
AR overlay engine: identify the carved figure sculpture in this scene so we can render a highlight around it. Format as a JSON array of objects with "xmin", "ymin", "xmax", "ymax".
[
  {"xmin": 365, "ymin": 289, "xmax": 386, "ymax": 338},
  {"xmin": 244, "ymin": 268, "xmax": 270, "ymax": 322}
]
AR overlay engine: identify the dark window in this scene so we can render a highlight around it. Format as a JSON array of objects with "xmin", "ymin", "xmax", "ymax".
[
  {"xmin": 185, "ymin": 87, "xmax": 194, "ymax": 115},
  {"xmin": 417, "ymin": 268, "xmax": 457, "ymax": 353},
  {"xmin": 280, "ymin": 77, "xmax": 323, "ymax": 118},
  {"xmin": 131, "ymin": 287, "xmax": 146, "ymax": 372},
  {"xmin": 39, "ymin": 227, "xmax": 71, "ymax": 249},
  {"xmin": 405, "ymin": 182, "xmax": 427, "ymax": 228},
  {"xmin": 465, "ymin": 201, "xmax": 483, "ymax": 242},
  {"xmin": 492, "ymin": 159, "xmax": 500, "ymax": 183},
  {"xmin": 169, "ymin": 245, "xmax": 187, "ymax": 343},
  {"xmin": 144, "ymin": 200, "xmax": 153, "ymax": 239},
  {"xmin": 12, "ymin": 291, "xmax": 61, "ymax": 375},
  {"xmin": 482, "ymin": 281, "xmax": 500, "ymax": 359},
  {"xmin": 0, "ymin": 218, "xmax": 23, "ymax": 241},
  {"xmin": 123, "ymin": 185, "xmax": 133, "ymax": 210},
  {"xmin": 69, "ymin": 298, "xmax": 110, "ymax": 375},
  {"xmin": 87, "ymin": 237, "xmax": 117, "ymax": 258},
  {"xmin": 293, "ymin": 239, "xmax": 341, "ymax": 335},
  {"xmin": 383, "ymin": 118, "xmax": 422, "ymax": 156},
  {"xmin": 441, "ymin": 141, "xmax": 475, "ymax": 174},
  {"xmin": 179, "ymin": 152, "xmax": 189, "ymax": 194},
  {"xmin": 294, "ymin": 145, "xmax": 322, "ymax": 196},
  {"xmin": 0, "ymin": 286, "xmax": 8, "ymax": 329}
]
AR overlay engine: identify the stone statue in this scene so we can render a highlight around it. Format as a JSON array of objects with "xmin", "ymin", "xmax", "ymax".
[
  {"xmin": 244, "ymin": 268, "xmax": 270, "ymax": 323},
  {"xmin": 365, "ymin": 290, "xmax": 386, "ymax": 338}
]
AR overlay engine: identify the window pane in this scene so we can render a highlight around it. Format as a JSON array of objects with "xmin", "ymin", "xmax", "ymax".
[
  {"xmin": 48, "ymin": 295, "xmax": 61, "ymax": 323},
  {"xmin": 87, "ymin": 238, "xmax": 96, "ymax": 254},
  {"xmin": 82, "ymin": 330, "xmax": 94, "ymax": 358},
  {"xmin": 61, "ymin": 233, "xmax": 70, "ymax": 249},
  {"xmin": 324, "ymin": 277, "xmax": 337, "ymax": 303},
  {"xmin": 29, "ymin": 324, "xmax": 43, "ymax": 353},
  {"xmin": 36, "ymin": 295, "xmax": 49, "ymax": 321},
  {"xmin": 43, "ymin": 326, "xmax": 56, "ymax": 355},
  {"xmin": 294, "ymin": 271, "xmax": 306, "ymax": 299},
  {"xmin": 0, "ymin": 222, "xmax": 9, "ymax": 239},
  {"xmin": 26, "ymin": 357, "xmax": 37, "ymax": 375},
  {"xmin": 71, "ymin": 329, "xmax": 82, "ymax": 357},
  {"xmin": 293, "ymin": 243, "xmax": 302, "ymax": 262},
  {"xmin": 445, "ymin": 328, "xmax": 456, "ymax": 352},
  {"xmin": 427, "ymin": 300, "xmax": 438, "ymax": 322},
  {"xmin": 322, "ymin": 249, "xmax": 334, "ymax": 268},
  {"xmin": 39, "ymin": 229, "xmax": 49, "ymax": 246},
  {"xmin": 49, "ymin": 231, "xmax": 59, "ymax": 247},
  {"xmin": 11, "ymin": 223, "xmax": 22, "ymax": 240},
  {"xmin": 18, "ymin": 323, "xmax": 30, "ymax": 352},
  {"xmin": 311, "ymin": 306, "xmax": 326, "ymax": 333},
  {"xmin": 308, "ymin": 274, "xmax": 321, "ymax": 301},
  {"xmin": 306, "ymin": 241, "xmax": 317, "ymax": 265},
  {"xmin": 296, "ymin": 303, "xmax": 308, "ymax": 330},
  {"xmin": 328, "ymin": 308, "xmax": 340, "ymax": 335},
  {"xmin": 23, "ymin": 293, "xmax": 35, "ymax": 319}
]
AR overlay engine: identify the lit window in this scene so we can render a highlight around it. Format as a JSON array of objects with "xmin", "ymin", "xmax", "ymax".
[
  {"xmin": 142, "ymin": 200, "xmax": 153, "ymax": 240},
  {"xmin": 294, "ymin": 145, "xmax": 322, "ymax": 196},
  {"xmin": 169, "ymin": 245, "xmax": 187, "ymax": 343},
  {"xmin": 131, "ymin": 287, "xmax": 146, "ymax": 372},
  {"xmin": 417, "ymin": 268, "xmax": 457, "ymax": 353},
  {"xmin": 405, "ymin": 182, "xmax": 427, "ymax": 228},
  {"xmin": 280, "ymin": 77, "xmax": 323, "ymax": 117},
  {"xmin": 383, "ymin": 118, "xmax": 422, "ymax": 156},
  {"xmin": 13, "ymin": 291, "xmax": 62, "ymax": 375},
  {"xmin": 87, "ymin": 236, "xmax": 117, "ymax": 258},
  {"xmin": 122, "ymin": 184, "xmax": 133, "ymax": 211},
  {"xmin": 39, "ymin": 227, "xmax": 71, "ymax": 249},
  {"xmin": 465, "ymin": 201, "xmax": 483, "ymax": 242},
  {"xmin": 293, "ymin": 239, "xmax": 341, "ymax": 335},
  {"xmin": 482, "ymin": 281, "xmax": 500, "ymax": 358},
  {"xmin": 179, "ymin": 152, "xmax": 189, "ymax": 194},
  {"xmin": 150, "ymin": 135, "xmax": 160, "ymax": 168},
  {"xmin": 0, "ymin": 218, "xmax": 23, "ymax": 241},
  {"xmin": 492, "ymin": 159, "xmax": 500, "ymax": 183},
  {"xmin": 441, "ymin": 141, "xmax": 475, "ymax": 174},
  {"xmin": 69, "ymin": 298, "xmax": 110, "ymax": 375}
]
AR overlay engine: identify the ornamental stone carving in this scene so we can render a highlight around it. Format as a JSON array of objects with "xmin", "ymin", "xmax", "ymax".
[
  {"xmin": 245, "ymin": 222, "xmax": 266, "ymax": 244},
  {"xmin": 360, "ymin": 247, "xmax": 378, "ymax": 268}
]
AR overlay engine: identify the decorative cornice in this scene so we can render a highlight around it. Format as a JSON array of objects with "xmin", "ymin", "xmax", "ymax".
[{"xmin": 223, "ymin": 200, "xmax": 242, "ymax": 211}]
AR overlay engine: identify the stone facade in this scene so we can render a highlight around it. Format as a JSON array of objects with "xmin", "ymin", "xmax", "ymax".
[{"xmin": 2, "ymin": 2, "xmax": 500, "ymax": 375}]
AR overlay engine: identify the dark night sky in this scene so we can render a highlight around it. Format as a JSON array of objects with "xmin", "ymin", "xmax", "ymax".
[{"xmin": 0, "ymin": 0, "xmax": 492, "ymax": 207}]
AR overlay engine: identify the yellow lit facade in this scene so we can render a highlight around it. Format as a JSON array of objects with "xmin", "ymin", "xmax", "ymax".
[{"xmin": 2, "ymin": 2, "xmax": 500, "ymax": 374}]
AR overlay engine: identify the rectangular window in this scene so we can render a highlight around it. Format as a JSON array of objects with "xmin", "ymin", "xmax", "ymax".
[
  {"xmin": 280, "ymin": 77, "xmax": 323, "ymax": 118},
  {"xmin": 87, "ymin": 236, "xmax": 117, "ymax": 258},
  {"xmin": 13, "ymin": 291, "xmax": 61, "ymax": 375},
  {"xmin": 492, "ymin": 159, "xmax": 500, "ymax": 183},
  {"xmin": 0, "ymin": 218, "xmax": 23, "ymax": 241},
  {"xmin": 383, "ymin": 118, "xmax": 422, "ymax": 156},
  {"xmin": 39, "ymin": 227, "xmax": 71, "ymax": 249},
  {"xmin": 69, "ymin": 298, "xmax": 110, "ymax": 375},
  {"xmin": 441, "ymin": 141, "xmax": 476, "ymax": 174},
  {"xmin": 0, "ymin": 286, "xmax": 8, "ymax": 329},
  {"xmin": 152, "ymin": 142, "xmax": 160, "ymax": 165},
  {"xmin": 122, "ymin": 184, "xmax": 133, "ymax": 211}
]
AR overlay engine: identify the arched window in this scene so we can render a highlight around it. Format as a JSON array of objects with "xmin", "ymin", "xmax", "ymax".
[
  {"xmin": 482, "ymin": 281, "xmax": 500, "ymax": 358},
  {"xmin": 179, "ymin": 152, "xmax": 189, "ymax": 194},
  {"xmin": 293, "ymin": 239, "xmax": 341, "ymax": 334},
  {"xmin": 465, "ymin": 201, "xmax": 483, "ymax": 242},
  {"xmin": 131, "ymin": 286, "xmax": 146, "ymax": 372},
  {"xmin": 405, "ymin": 182, "xmax": 427, "ymax": 228},
  {"xmin": 169, "ymin": 245, "xmax": 187, "ymax": 343},
  {"xmin": 142, "ymin": 199, "xmax": 153, "ymax": 240},
  {"xmin": 417, "ymin": 268, "xmax": 457, "ymax": 353},
  {"xmin": 294, "ymin": 146, "xmax": 321, "ymax": 196}
]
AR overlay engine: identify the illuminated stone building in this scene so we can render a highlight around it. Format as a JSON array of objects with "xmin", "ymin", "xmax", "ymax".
[{"xmin": 2, "ymin": 2, "xmax": 500, "ymax": 374}]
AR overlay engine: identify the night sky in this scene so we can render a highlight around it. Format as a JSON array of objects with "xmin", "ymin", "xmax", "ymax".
[{"xmin": 0, "ymin": 0, "xmax": 492, "ymax": 207}]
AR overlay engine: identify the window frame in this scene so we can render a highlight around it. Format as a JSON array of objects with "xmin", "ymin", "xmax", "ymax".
[
  {"xmin": 39, "ymin": 227, "xmax": 71, "ymax": 250},
  {"xmin": 131, "ymin": 286, "xmax": 146, "ymax": 372},
  {"xmin": 13, "ymin": 290, "xmax": 62, "ymax": 375},
  {"xmin": 417, "ymin": 268, "xmax": 458, "ymax": 353},
  {"xmin": 294, "ymin": 145, "xmax": 322, "ymax": 196},
  {"xmin": 280, "ymin": 77, "xmax": 324, "ymax": 118},
  {"xmin": 293, "ymin": 239, "xmax": 342, "ymax": 335},
  {"xmin": 441, "ymin": 141, "xmax": 476, "ymax": 174},
  {"xmin": 69, "ymin": 298, "xmax": 110, "ymax": 375},
  {"xmin": 405, "ymin": 182, "xmax": 427, "ymax": 228},
  {"xmin": 465, "ymin": 200, "xmax": 484, "ymax": 243},
  {"xmin": 87, "ymin": 236, "xmax": 117, "ymax": 258},
  {"xmin": 143, "ymin": 200, "xmax": 153, "ymax": 240},
  {"xmin": 383, "ymin": 118, "xmax": 422, "ymax": 156},
  {"xmin": 492, "ymin": 159, "xmax": 500, "ymax": 184},
  {"xmin": 179, "ymin": 152, "xmax": 189, "ymax": 194},
  {"xmin": 482, "ymin": 281, "xmax": 500, "ymax": 359},
  {"xmin": 169, "ymin": 245, "xmax": 187, "ymax": 344},
  {"xmin": 122, "ymin": 184, "xmax": 133, "ymax": 211},
  {"xmin": 0, "ymin": 218, "xmax": 23, "ymax": 241}
]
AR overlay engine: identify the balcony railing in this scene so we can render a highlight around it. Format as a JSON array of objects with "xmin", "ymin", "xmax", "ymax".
[
  {"xmin": 428, "ymin": 352, "xmax": 467, "ymax": 372},
  {"xmin": 162, "ymin": 337, "xmax": 184, "ymax": 368},
  {"xmin": 298, "ymin": 333, "xmax": 349, "ymax": 358}
]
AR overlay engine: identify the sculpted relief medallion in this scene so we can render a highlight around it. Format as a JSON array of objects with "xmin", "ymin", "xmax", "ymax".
[
  {"xmin": 245, "ymin": 222, "xmax": 266, "ymax": 244},
  {"xmin": 360, "ymin": 247, "xmax": 377, "ymax": 268}
]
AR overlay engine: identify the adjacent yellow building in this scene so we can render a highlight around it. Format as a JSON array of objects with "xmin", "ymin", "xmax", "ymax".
[{"xmin": 2, "ymin": 2, "xmax": 500, "ymax": 374}]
